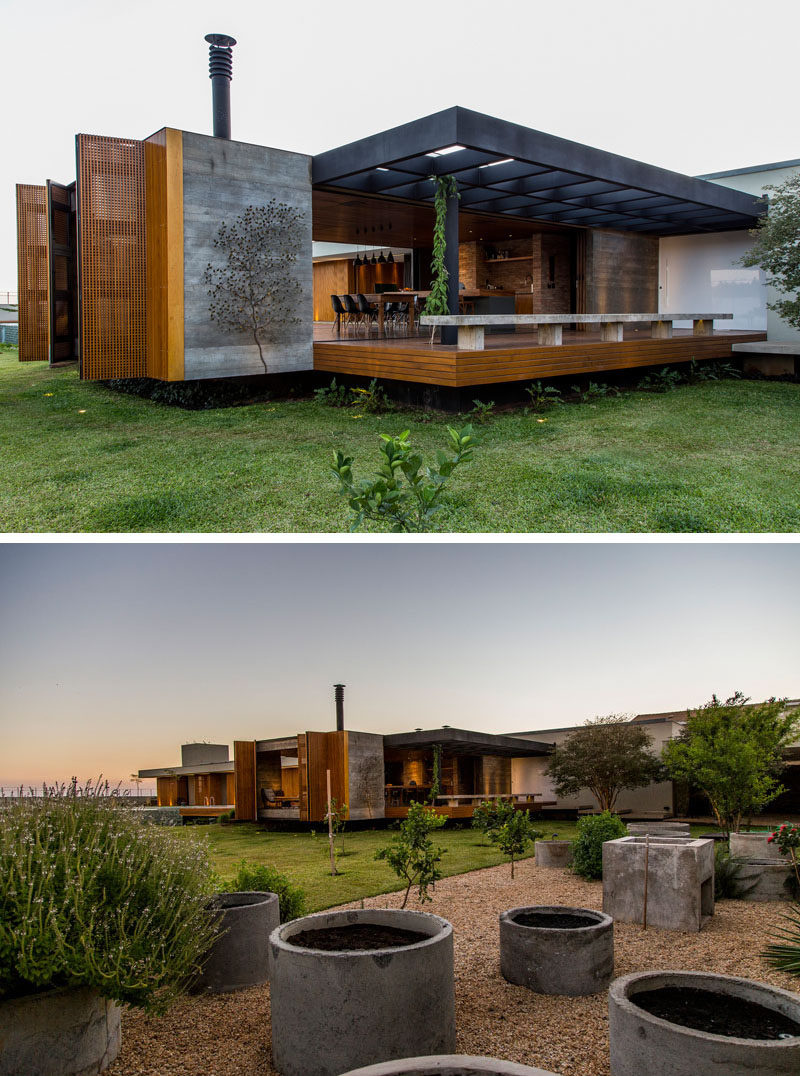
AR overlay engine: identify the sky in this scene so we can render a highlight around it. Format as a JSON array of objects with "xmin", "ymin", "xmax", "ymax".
[
  {"xmin": 3, "ymin": 0, "xmax": 800, "ymax": 291},
  {"xmin": 1, "ymin": 542, "xmax": 798, "ymax": 788}
]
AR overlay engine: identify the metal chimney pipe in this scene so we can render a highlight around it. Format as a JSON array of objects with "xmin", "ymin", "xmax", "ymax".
[
  {"xmin": 334, "ymin": 684, "xmax": 345, "ymax": 732},
  {"xmin": 204, "ymin": 33, "xmax": 236, "ymax": 139}
]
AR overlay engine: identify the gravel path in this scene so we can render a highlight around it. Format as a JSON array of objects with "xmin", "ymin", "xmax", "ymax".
[{"xmin": 108, "ymin": 858, "xmax": 799, "ymax": 1076}]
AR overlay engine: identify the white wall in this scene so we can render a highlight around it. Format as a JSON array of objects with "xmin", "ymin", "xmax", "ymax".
[
  {"xmin": 699, "ymin": 162, "xmax": 800, "ymax": 343},
  {"xmin": 658, "ymin": 230, "xmax": 767, "ymax": 331}
]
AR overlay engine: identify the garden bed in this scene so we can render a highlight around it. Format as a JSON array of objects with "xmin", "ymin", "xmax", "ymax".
[{"xmin": 106, "ymin": 857, "xmax": 799, "ymax": 1076}]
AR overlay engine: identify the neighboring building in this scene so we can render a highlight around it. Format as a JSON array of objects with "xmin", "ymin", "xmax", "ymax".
[{"xmin": 137, "ymin": 691, "xmax": 800, "ymax": 822}]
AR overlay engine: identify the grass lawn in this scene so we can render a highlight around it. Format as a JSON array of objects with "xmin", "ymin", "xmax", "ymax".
[
  {"xmin": 2, "ymin": 349, "xmax": 799, "ymax": 532},
  {"xmin": 173, "ymin": 819, "xmax": 721, "ymax": 912}
]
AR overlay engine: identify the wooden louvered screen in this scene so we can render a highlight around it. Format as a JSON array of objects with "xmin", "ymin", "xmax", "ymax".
[
  {"xmin": 76, "ymin": 134, "xmax": 147, "ymax": 379},
  {"xmin": 15, "ymin": 184, "xmax": 49, "ymax": 361}
]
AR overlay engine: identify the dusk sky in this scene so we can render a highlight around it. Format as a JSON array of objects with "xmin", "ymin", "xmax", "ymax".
[
  {"xmin": 3, "ymin": 0, "xmax": 800, "ymax": 290},
  {"xmin": 1, "ymin": 542, "xmax": 797, "ymax": 789}
]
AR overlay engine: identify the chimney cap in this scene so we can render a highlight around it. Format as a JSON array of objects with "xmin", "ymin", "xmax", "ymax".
[{"xmin": 205, "ymin": 33, "xmax": 237, "ymax": 47}]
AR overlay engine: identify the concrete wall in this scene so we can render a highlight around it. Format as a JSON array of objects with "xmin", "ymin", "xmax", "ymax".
[
  {"xmin": 181, "ymin": 131, "xmax": 313, "ymax": 380},
  {"xmin": 347, "ymin": 732, "xmax": 386, "ymax": 820},
  {"xmin": 585, "ymin": 229, "xmax": 659, "ymax": 313},
  {"xmin": 701, "ymin": 162, "xmax": 800, "ymax": 343},
  {"xmin": 181, "ymin": 742, "xmax": 229, "ymax": 766},
  {"xmin": 511, "ymin": 722, "xmax": 681, "ymax": 814}
]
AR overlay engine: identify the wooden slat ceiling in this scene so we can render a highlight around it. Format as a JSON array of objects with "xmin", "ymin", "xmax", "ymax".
[{"xmin": 312, "ymin": 107, "xmax": 764, "ymax": 237}]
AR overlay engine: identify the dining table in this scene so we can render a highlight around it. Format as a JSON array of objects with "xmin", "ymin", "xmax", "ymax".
[{"xmin": 365, "ymin": 291, "xmax": 430, "ymax": 334}]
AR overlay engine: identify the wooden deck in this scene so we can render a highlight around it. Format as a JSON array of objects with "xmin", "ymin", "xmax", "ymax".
[{"xmin": 313, "ymin": 323, "xmax": 767, "ymax": 388}]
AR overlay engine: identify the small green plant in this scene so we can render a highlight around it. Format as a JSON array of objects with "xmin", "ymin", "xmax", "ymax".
[
  {"xmin": 0, "ymin": 780, "xmax": 216, "ymax": 1013},
  {"xmin": 525, "ymin": 380, "xmax": 562, "ymax": 412},
  {"xmin": 570, "ymin": 811, "xmax": 627, "ymax": 880},
  {"xmin": 423, "ymin": 175, "xmax": 460, "ymax": 317},
  {"xmin": 492, "ymin": 809, "xmax": 543, "ymax": 878},
  {"xmin": 331, "ymin": 425, "xmax": 480, "ymax": 532},
  {"xmin": 315, "ymin": 378, "xmax": 354, "ymax": 407},
  {"xmin": 350, "ymin": 379, "xmax": 394, "ymax": 414},
  {"xmin": 763, "ymin": 903, "xmax": 800, "ymax": 976},
  {"xmin": 637, "ymin": 366, "xmax": 682, "ymax": 392},
  {"xmin": 221, "ymin": 859, "xmax": 306, "ymax": 922},
  {"xmin": 375, "ymin": 802, "xmax": 447, "ymax": 908},
  {"xmin": 571, "ymin": 381, "xmax": 619, "ymax": 402},
  {"xmin": 216, "ymin": 809, "xmax": 235, "ymax": 825},
  {"xmin": 468, "ymin": 398, "xmax": 495, "ymax": 424},
  {"xmin": 471, "ymin": 799, "xmax": 516, "ymax": 843},
  {"xmin": 326, "ymin": 797, "xmax": 349, "ymax": 856},
  {"xmin": 713, "ymin": 846, "xmax": 752, "ymax": 900}
]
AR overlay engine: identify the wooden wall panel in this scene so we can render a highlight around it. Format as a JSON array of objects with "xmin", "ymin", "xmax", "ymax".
[
  {"xmin": 144, "ymin": 128, "xmax": 184, "ymax": 380},
  {"xmin": 76, "ymin": 134, "xmax": 147, "ymax": 379},
  {"xmin": 233, "ymin": 740, "xmax": 257, "ymax": 821},
  {"xmin": 313, "ymin": 259, "xmax": 353, "ymax": 321},
  {"xmin": 305, "ymin": 731, "xmax": 349, "ymax": 821},
  {"xmin": 282, "ymin": 767, "xmax": 300, "ymax": 798},
  {"xmin": 226, "ymin": 772, "xmax": 235, "ymax": 806},
  {"xmin": 156, "ymin": 776, "xmax": 178, "ymax": 806},
  {"xmin": 297, "ymin": 734, "xmax": 309, "ymax": 820},
  {"xmin": 15, "ymin": 184, "xmax": 49, "ymax": 361}
]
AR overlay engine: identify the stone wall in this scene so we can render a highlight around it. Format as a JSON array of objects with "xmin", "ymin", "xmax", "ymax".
[
  {"xmin": 181, "ymin": 131, "xmax": 313, "ymax": 380},
  {"xmin": 585, "ymin": 229, "xmax": 659, "ymax": 313},
  {"xmin": 346, "ymin": 732, "xmax": 385, "ymax": 821}
]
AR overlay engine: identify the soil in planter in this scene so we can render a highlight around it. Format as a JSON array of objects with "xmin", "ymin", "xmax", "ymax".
[
  {"xmin": 512, "ymin": 912, "xmax": 598, "ymax": 929},
  {"xmin": 289, "ymin": 924, "xmax": 430, "ymax": 951},
  {"xmin": 633, "ymin": 987, "xmax": 800, "ymax": 1040}
]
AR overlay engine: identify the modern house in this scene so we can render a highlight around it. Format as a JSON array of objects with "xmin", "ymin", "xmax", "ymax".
[
  {"xmin": 137, "ymin": 687, "xmax": 800, "ymax": 823},
  {"xmin": 15, "ymin": 34, "xmax": 794, "ymax": 403}
]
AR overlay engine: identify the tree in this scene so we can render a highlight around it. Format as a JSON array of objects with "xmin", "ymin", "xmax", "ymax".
[
  {"xmin": 661, "ymin": 693, "xmax": 799, "ymax": 837},
  {"xmin": 331, "ymin": 425, "xmax": 480, "ymax": 533},
  {"xmin": 492, "ymin": 809, "xmax": 542, "ymax": 878},
  {"xmin": 741, "ymin": 174, "xmax": 800, "ymax": 329},
  {"xmin": 325, "ymin": 797, "xmax": 348, "ymax": 856},
  {"xmin": 375, "ymin": 802, "xmax": 447, "ymax": 909},
  {"xmin": 545, "ymin": 715, "xmax": 664, "ymax": 813},
  {"xmin": 471, "ymin": 799, "xmax": 515, "ymax": 844},
  {"xmin": 204, "ymin": 201, "xmax": 306, "ymax": 373}
]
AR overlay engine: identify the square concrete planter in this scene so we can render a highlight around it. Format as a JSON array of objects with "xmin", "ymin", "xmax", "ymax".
[
  {"xmin": 269, "ymin": 908, "xmax": 456, "ymax": 1076},
  {"xmin": 729, "ymin": 831, "xmax": 784, "ymax": 863},
  {"xmin": 0, "ymin": 987, "xmax": 120, "ymax": 1076},
  {"xmin": 603, "ymin": 836, "xmax": 714, "ymax": 931},
  {"xmin": 609, "ymin": 970, "xmax": 800, "ymax": 1075},
  {"xmin": 534, "ymin": 840, "xmax": 572, "ymax": 868}
]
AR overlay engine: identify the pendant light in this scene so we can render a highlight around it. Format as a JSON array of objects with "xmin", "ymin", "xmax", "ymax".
[
  {"xmin": 353, "ymin": 228, "xmax": 362, "ymax": 269},
  {"xmin": 387, "ymin": 250, "xmax": 394, "ymax": 264},
  {"xmin": 370, "ymin": 251, "xmax": 377, "ymax": 265},
  {"xmin": 378, "ymin": 251, "xmax": 386, "ymax": 264}
]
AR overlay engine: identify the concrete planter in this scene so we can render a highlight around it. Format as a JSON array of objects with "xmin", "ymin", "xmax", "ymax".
[
  {"xmin": 0, "ymin": 987, "xmax": 120, "ymax": 1076},
  {"xmin": 339, "ymin": 1056, "xmax": 560, "ymax": 1075},
  {"xmin": 729, "ymin": 832, "xmax": 783, "ymax": 862},
  {"xmin": 194, "ymin": 890, "xmax": 280, "ymax": 994},
  {"xmin": 499, "ymin": 905, "xmax": 613, "ymax": 996},
  {"xmin": 609, "ymin": 971, "xmax": 800, "ymax": 1076},
  {"xmin": 627, "ymin": 822, "xmax": 690, "ymax": 837},
  {"xmin": 603, "ymin": 836, "xmax": 714, "ymax": 931},
  {"xmin": 534, "ymin": 840, "xmax": 572, "ymax": 868},
  {"xmin": 269, "ymin": 908, "xmax": 456, "ymax": 1076},
  {"xmin": 736, "ymin": 859, "xmax": 793, "ymax": 901}
]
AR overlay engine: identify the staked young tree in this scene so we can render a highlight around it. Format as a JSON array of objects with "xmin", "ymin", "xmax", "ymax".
[
  {"xmin": 545, "ymin": 715, "xmax": 664, "ymax": 814},
  {"xmin": 204, "ymin": 201, "xmax": 306, "ymax": 373},
  {"xmin": 741, "ymin": 174, "xmax": 800, "ymax": 329}
]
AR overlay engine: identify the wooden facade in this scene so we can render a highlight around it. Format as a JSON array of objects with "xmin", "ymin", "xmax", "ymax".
[
  {"xmin": 233, "ymin": 740, "xmax": 258, "ymax": 821},
  {"xmin": 144, "ymin": 128, "xmax": 185, "ymax": 380},
  {"xmin": 314, "ymin": 327, "xmax": 768, "ymax": 388},
  {"xmin": 15, "ymin": 184, "xmax": 49, "ymax": 361},
  {"xmin": 76, "ymin": 134, "xmax": 148, "ymax": 380}
]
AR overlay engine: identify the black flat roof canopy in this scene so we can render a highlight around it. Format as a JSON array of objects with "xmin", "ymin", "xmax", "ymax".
[
  {"xmin": 313, "ymin": 107, "xmax": 764, "ymax": 236},
  {"xmin": 384, "ymin": 727, "xmax": 554, "ymax": 757}
]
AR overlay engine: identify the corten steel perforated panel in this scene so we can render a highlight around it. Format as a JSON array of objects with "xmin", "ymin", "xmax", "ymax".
[
  {"xmin": 15, "ymin": 184, "xmax": 49, "ymax": 361},
  {"xmin": 47, "ymin": 181, "xmax": 78, "ymax": 363},
  {"xmin": 76, "ymin": 134, "xmax": 147, "ymax": 379}
]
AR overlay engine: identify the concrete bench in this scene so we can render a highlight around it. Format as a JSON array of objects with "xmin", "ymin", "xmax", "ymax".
[
  {"xmin": 419, "ymin": 312, "xmax": 733, "ymax": 351},
  {"xmin": 731, "ymin": 340, "xmax": 799, "ymax": 376}
]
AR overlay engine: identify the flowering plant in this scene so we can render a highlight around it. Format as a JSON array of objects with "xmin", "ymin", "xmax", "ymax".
[
  {"xmin": 768, "ymin": 822, "xmax": 800, "ymax": 887},
  {"xmin": 0, "ymin": 779, "xmax": 216, "ymax": 1012}
]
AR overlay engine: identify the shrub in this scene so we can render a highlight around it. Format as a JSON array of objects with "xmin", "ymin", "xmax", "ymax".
[
  {"xmin": 0, "ymin": 780, "xmax": 216, "ymax": 1013},
  {"xmin": 471, "ymin": 799, "xmax": 515, "ymax": 843},
  {"xmin": 315, "ymin": 377, "xmax": 354, "ymax": 407},
  {"xmin": 375, "ymin": 802, "xmax": 447, "ymax": 908},
  {"xmin": 637, "ymin": 367, "xmax": 682, "ymax": 392},
  {"xmin": 351, "ymin": 379, "xmax": 394, "ymax": 414},
  {"xmin": 492, "ymin": 810, "xmax": 543, "ymax": 878},
  {"xmin": 525, "ymin": 380, "xmax": 562, "ymax": 412},
  {"xmin": 768, "ymin": 822, "xmax": 800, "ymax": 890},
  {"xmin": 468, "ymin": 398, "xmax": 495, "ymax": 424},
  {"xmin": 714, "ymin": 846, "xmax": 752, "ymax": 900},
  {"xmin": 570, "ymin": 811, "xmax": 627, "ymax": 880},
  {"xmin": 220, "ymin": 859, "xmax": 306, "ymax": 923}
]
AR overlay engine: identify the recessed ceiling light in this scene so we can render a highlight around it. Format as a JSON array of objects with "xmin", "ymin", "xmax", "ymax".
[
  {"xmin": 376, "ymin": 167, "xmax": 389, "ymax": 172},
  {"xmin": 479, "ymin": 157, "xmax": 515, "ymax": 168}
]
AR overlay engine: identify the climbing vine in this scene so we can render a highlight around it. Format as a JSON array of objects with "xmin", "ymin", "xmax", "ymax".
[
  {"xmin": 428, "ymin": 744, "xmax": 443, "ymax": 803},
  {"xmin": 423, "ymin": 175, "xmax": 460, "ymax": 316}
]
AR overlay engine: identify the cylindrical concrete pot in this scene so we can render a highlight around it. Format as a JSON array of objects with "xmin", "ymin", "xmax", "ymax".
[
  {"xmin": 499, "ymin": 905, "xmax": 613, "ymax": 996},
  {"xmin": 736, "ymin": 859, "xmax": 793, "ymax": 901},
  {"xmin": 194, "ymin": 890, "xmax": 280, "ymax": 994},
  {"xmin": 269, "ymin": 908, "xmax": 456, "ymax": 1076},
  {"xmin": 339, "ymin": 1056, "xmax": 560, "ymax": 1075},
  {"xmin": 0, "ymin": 987, "xmax": 120, "ymax": 1076},
  {"xmin": 609, "ymin": 970, "xmax": 800, "ymax": 1076},
  {"xmin": 534, "ymin": 840, "xmax": 572, "ymax": 868},
  {"xmin": 729, "ymin": 832, "xmax": 784, "ymax": 862}
]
